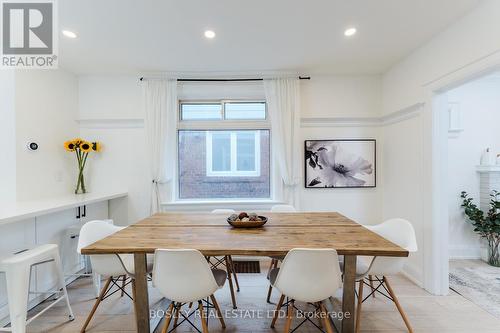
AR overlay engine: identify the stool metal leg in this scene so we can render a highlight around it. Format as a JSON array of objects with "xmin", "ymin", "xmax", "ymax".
[
  {"xmin": 5, "ymin": 265, "xmax": 31, "ymax": 333},
  {"xmin": 53, "ymin": 250, "xmax": 75, "ymax": 320}
]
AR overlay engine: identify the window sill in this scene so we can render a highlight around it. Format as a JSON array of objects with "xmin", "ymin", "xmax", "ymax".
[{"xmin": 161, "ymin": 199, "xmax": 284, "ymax": 212}]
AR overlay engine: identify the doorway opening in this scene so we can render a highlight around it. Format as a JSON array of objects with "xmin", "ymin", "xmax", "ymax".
[{"xmin": 436, "ymin": 70, "xmax": 500, "ymax": 317}]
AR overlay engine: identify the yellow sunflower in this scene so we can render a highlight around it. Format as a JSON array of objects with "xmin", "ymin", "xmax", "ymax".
[
  {"xmin": 92, "ymin": 142, "xmax": 102, "ymax": 152},
  {"xmin": 80, "ymin": 141, "xmax": 92, "ymax": 152},
  {"xmin": 64, "ymin": 140, "xmax": 76, "ymax": 152},
  {"xmin": 72, "ymin": 138, "xmax": 84, "ymax": 147}
]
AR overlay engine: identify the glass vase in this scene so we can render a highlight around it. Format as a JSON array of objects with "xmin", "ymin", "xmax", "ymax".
[
  {"xmin": 75, "ymin": 168, "xmax": 87, "ymax": 194},
  {"xmin": 487, "ymin": 244, "xmax": 500, "ymax": 267}
]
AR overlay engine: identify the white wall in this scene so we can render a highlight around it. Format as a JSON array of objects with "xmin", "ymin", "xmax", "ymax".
[
  {"xmin": 78, "ymin": 75, "xmax": 142, "ymax": 120},
  {"xmin": 14, "ymin": 70, "xmax": 79, "ymax": 200},
  {"xmin": 0, "ymin": 71, "xmax": 16, "ymax": 203},
  {"xmin": 78, "ymin": 76, "xmax": 149, "ymax": 224},
  {"xmin": 382, "ymin": 0, "xmax": 500, "ymax": 115},
  {"xmin": 77, "ymin": 75, "xmax": 383, "ymax": 225},
  {"xmin": 300, "ymin": 126, "xmax": 382, "ymax": 225},
  {"xmin": 299, "ymin": 77, "xmax": 383, "ymax": 224},
  {"xmin": 381, "ymin": 112, "xmax": 424, "ymax": 284},
  {"xmin": 447, "ymin": 77, "xmax": 500, "ymax": 259},
  {"xmin": 381, "ymin": 0, "xmax": 500, "ymax": 291},
  {"xmin": 301, "ymin": 75, "xmax": 382, "ymax": 118}
]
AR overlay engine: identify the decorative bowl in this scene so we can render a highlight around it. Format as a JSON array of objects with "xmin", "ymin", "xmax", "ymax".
[{"xmin": 227, "ymin": 216, "xmax": 268, "ymax": 228}]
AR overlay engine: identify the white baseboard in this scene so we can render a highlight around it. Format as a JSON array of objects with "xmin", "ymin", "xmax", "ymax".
[
  {"xmin": 401, "ymin": 264, "xmax": 424, "ymax": 288},
  {"xmin": 448, "ymin": 245, "xmax": 481, "ymax": 260}
]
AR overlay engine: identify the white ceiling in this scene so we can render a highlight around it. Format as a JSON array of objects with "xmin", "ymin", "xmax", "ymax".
[{"xmin": 59, "ymin": 0, "xmax": 482, "ymax": 75}]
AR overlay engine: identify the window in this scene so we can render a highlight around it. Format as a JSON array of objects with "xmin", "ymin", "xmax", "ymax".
[
  {"xmin": 177, "ymin": 100, "xmax": 270, "ymax": 200},
  {"xmin": 206, "ymin": 130, "xmax": 261, "ymax": 177},
  {"xmin": 180, "ymin": 101, "xmax": 266, "ymax": 120}
]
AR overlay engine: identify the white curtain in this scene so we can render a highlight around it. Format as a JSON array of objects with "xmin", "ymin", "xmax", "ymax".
[
  {"xmin": 143, "ymin": 79, "xmax": 177, "ymax": 214},
  {"xmin": 264, "ymin": 78, "xmax": 301, "ymax": 208}
]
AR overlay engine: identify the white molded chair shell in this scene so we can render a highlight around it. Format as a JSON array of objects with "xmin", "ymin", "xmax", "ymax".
[
  {"xmin": 211, "ymin": 209, "xmax": 236, "ymax": 214},
  {"xmin": 270, "ymin": 205, "xmax": 296, "ymax": 212},
  {"xmin": 272, "ymin": 248, "xmax": 342, "ymax": 303},
  {"xmin": 153, "ymin": 249, "xmax": 224, "ymax": 303},
  {"xmin": 358, "ymin": 218, "xmax": 418, "ymax": 277},
  {"xmin": 77, "ymin": 220, "xmax": 152, "ymax": 277}
]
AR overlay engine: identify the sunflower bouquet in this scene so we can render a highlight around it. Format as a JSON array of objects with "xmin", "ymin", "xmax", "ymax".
[{"xmin": 64, "ymin": 138, "xmax": 101, "ymax": 194}]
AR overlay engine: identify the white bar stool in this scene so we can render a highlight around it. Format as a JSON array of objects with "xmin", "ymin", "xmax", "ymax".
[{"xmin": 0, "ymin": 244, "xmax": 74, "ymax": 333}]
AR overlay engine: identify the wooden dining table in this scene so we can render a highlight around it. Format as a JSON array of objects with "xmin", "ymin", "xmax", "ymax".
[{"xmin": 81, "ymin": 212, "xmax": 408, "ymax": 333}]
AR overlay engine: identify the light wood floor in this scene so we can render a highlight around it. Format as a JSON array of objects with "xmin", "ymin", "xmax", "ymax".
[{"xmin": 24, "ymin": 261, "xmax": 500, "ymax": 333}]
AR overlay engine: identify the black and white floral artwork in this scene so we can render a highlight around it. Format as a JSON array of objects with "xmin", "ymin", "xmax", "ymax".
[{"xmin": 305, "ymin": 140, "xmax": 376, "ymax": 188}]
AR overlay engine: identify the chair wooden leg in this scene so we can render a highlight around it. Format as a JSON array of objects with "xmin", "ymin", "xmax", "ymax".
[
  {"xmin": 198, "ymin": 300, "xmax": 209, "ymax": 333},
  {"xmin": 266, "ymin": 284, "xmax": 273, "ymax": 303},
  {"xmin": 210, "ymin": 294, "xmax": 226, "ymax": 329},
  {"xmin": 172, "ymin": 302, "xmax": 180, "ymax": 328},
  {"xmin": 271, "ymin": 294, "xmax": 285, "ymax": 328},
  {"xmin": 319, "ymin": 301, "xmax": 334, "ymax": 333},
  {"xmin": 283, "ymin": 299, "xmax": 294, "ymax": 333},
  {"xmin": 355, "ymin": 280, "xmax": 364, "ymax": 333},
  {"xmin": 81, "ymin": 277, "xmax": 113, "ymax": 333},
  {"xmin": 368, "ymin": 275, "xmax": 376, "ymax": 298},
  {"xmin": 120, "ymin": 275, "xmax": 126, "ymax": 297},
  {"xmin": 161, "ymin": 303, "xmax": 175, "ymax": 333},
  {"xmin": 315, "ymin": 302, "xmax": 323, "ymax": 329},
  {"xmin": 228, "ymin": 255, "xmax": 240, "ymax": 292},
  {"xmin": 384, "ymin": 276, "xmax": 413, "ymax": 333},
  {"xmin": 225, "ymin": 256, "xmax": 237, "ymax": 309},
  {"xmin": 267, "ymin": 259, "xmax": 276, "ymax": 279}
]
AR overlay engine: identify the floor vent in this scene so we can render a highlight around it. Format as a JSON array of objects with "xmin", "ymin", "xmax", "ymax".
[{"xmin": 232, "ymin": 260, "xmax": 261, "ymax": 273}]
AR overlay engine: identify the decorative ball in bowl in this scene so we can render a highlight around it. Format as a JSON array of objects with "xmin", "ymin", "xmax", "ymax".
[{"xmin": 227, "ymin": 212, "xmax": 268, "ymax": 228}]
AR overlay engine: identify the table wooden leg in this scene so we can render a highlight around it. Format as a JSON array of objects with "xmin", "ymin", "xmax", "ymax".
[
  {"xmin": 133, "ymin": 253, "xmax": 150, "ymax": 333},
  {"xmin": 342, "ymin": 255, "xmax": 356, "ymax": 333}
]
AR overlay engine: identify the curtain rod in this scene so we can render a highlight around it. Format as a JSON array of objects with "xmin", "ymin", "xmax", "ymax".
[{"xmin": 139, "ymin": 76, "xmax": 310, "ymax": 82}]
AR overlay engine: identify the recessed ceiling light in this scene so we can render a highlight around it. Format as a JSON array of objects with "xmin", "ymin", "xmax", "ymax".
[
  {"xmin": 344, "ymin": 27, "xmax": 357, "ymax": 37},
  {"xmin": 204, "ymin": 30, "xmax": 216, "ymax": 39},
  {"xmin": 62, "ymin": 30, "xmax": 77, "ymax": 39}
]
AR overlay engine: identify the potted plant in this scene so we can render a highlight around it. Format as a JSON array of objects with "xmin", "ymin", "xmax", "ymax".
[{"xmin": 461, "ymin": 190, "xmax": 500, "ymax": 267}]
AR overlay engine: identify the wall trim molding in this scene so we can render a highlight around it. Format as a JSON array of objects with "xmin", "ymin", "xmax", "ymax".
[
  {"xmin": 77, "ymin": 119, "xmax": 144, "ymax": 129},
  {"xmin": 380, "ymin": 102, "xmax": 424, "ymax": 125},
  {"xmin": 301, "ymin": 102, "xmax": 424, "ymax": 128},
  {"xmin": 300, "ymin": 116, "xmax": 381, "ymax": 127},
  {"xmin": 78, "ymin": 103, "xmax": 425, "ymax": 130}
]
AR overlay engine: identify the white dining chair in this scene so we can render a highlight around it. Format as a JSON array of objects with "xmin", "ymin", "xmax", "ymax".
[
  {"xmin": 266, "ymin": 204, "xmax": 297, "ymax": 303},
  {"xmin": 77, "ymin": 220, "xmax": 154, "ymax": 332},
  {"xmin": 153, "ymin": 249, "xmax": 227, "ymax": 333},
  {"xmin": 353, "ymin": 218, "xmax": 418, "ymax": 333},
  {"xmin": 270, "ymin": 204, "xmax": 297, "ymax": 213},
  {"xmin": 66, "ymin": 219, "xmax": 114, "ymax": 297},
  {"xmin": 269, "ymin": 248, "xmax": 342, "ymax": 333},
  {"xmin": 208, "ymin": 209, "xmax": 240, "ymax": 309}
]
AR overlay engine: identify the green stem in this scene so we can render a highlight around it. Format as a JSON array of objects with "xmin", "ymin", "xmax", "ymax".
[
  {"xmin": 80, "ymin": 152, "xmax": 88, "ymax": 193},
  {"xmin": 74, "ymin": 149, "xmax": 88, "ymax": 194},
  {"xmin": 75, "ymin": 151, "xmax": 81, "ymax": 194}
]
